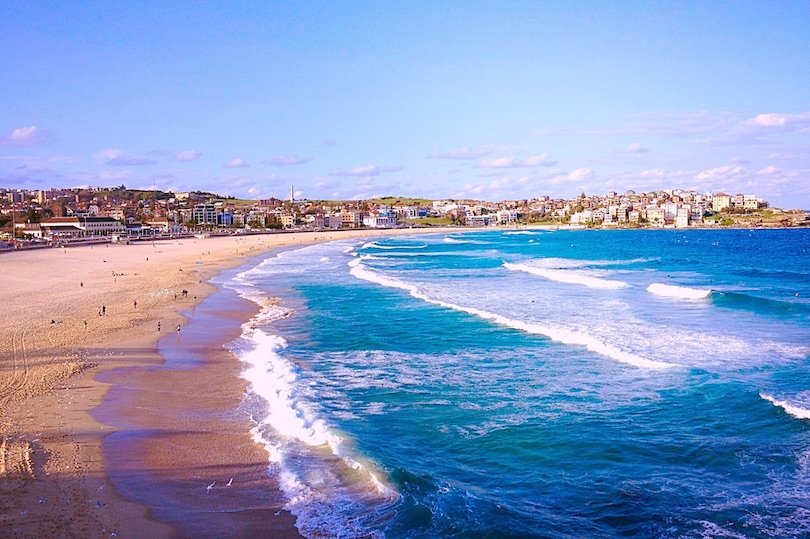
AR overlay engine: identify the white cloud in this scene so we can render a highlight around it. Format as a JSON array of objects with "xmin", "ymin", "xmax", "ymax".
[
  {"xmin": 329, "ymin": 164, "xmax": 402, "ymax": 177},
  {"xmin": 0, "ymin": 125, "xmax": 42, "ymax": 146},
  {"xmin": 639, "ymin": 168, "xmax": 666, "ymax": 179},
  {"xmin": 265, "ymin": 155, "xmax": 312, "ymax": 166},
  {"xmin": 457, "ymin": 175, "xmax": 534, "ymax": 199},
  {"xmin": 521, "ymin": 154, "xmax": 554, "ymax": 167},
  {"xmin": 757, "ymin": 165, "xmax": 781, "ymax": 176},
  {"xmin": 477, "ymin": 154, "xmax": 555, "ymax": 168},
  {"xmin": 695, "ymin": 164, "xmax": 744, "ymax": 182},
  {"xmin": 568, "ymin": 168, "xmax": 593, "ymax": 181},
  {"xmin": 174, "ymin": 149, "xmax": 202, "ymax": 162},
  {"xmin": 625, "ymin": 142, "xmax": 649, "ymax": 154},
  {"xmin": 224, "ymin": 158, "xmax": 248, "ymax": 168},
  {"xmin": 742, "ymin": 112, "xmax": 810, "ymax": 130},
  {"xmin": 98, "ymin": 148, "xmax": 155, "ymax": 166}
]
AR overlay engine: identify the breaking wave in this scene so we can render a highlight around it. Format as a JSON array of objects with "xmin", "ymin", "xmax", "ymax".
[
  {"xmin": 647, "ymin": 283, "xmax": 712, "ymax": 300},
  {"xmin": 760, "ymin": 393, "xmax": 810, "ymax": 420},
  {"xmin": 503, "ymin": 262, "xmax": 629, "ymax": 290},
  {"xmin": 349, "ymin": 257, "xmax": 677, "ymax": 369}
]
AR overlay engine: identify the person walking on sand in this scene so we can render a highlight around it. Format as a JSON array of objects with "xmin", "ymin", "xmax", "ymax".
[
  {"xmin": 102, "ymin": 304, "xmax": 106, "ymax": 315},
  {"xmin": 134, "ymin": 299, "xmax": 137, "ymax": 309},
  {"xmin": 176, "ymin": 324, "xmax": 181, "ymax": 333},
  {"xmin": 157, "ymin": 321, "xmax": 161, "ymax": 332}
]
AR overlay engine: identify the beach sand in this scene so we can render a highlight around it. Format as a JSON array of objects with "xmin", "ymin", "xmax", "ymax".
[{"xmin": 0, "ymin": 228, "xmax": 457, "ymax": 537}]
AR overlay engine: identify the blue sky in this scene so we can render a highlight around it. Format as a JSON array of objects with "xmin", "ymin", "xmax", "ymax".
[{"xmin": 2, "ymin": 1, "xmax": 809, "ymax": 208}]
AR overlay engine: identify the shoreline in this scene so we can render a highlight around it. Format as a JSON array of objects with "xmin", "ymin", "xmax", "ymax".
[
  {"xmin": 95, "ymin": 270, "xmax": 302, "ymax": 537},
  {"xmin": 0, "ymin": 227, "xmax": 461, "ymax": 536}
]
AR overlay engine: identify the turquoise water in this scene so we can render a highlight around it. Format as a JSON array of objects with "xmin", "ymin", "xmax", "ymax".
[{"xmin": 226, "ymin": 229, "xmax": 810, "ymax": 538}]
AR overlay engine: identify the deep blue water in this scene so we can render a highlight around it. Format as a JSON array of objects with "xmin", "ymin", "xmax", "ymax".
[{"xmin": 226, "ymin": 228, "xmax": 810, "ymax": 538}]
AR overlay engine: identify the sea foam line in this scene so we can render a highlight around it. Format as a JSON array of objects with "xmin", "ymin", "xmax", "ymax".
[
  {"xmin": 529, "ymin": 256, "xmax": 657, "ymax": 269},
  {"xmin": 228, "ymin": 267, "xmax": 399, "ymax": 536},
  {"xmin": 239, "ymin": 328, "xmax": 394, "ymax": 538},
  {"xmin": 503, "ymin": 262, "xmax": 629, "ymax": 290},
  {"xmin": 443, "ymin": 236, "xmax": 489, "ymax": 245},
  {"xmin": 361, "ymin": 240, "xmax": 427, "ymax": 250},
  {"xmin": 647, "ymin": 282, "xmax": 712, "ymax": 300},
  {"xmin": 349, "ymin": 257, "xmax": 677, "ymax": 369},
  {"xmin": 760, "ymin": 393, "xmax": 810, "ymax": 420},
  {"xmin": 236, "ymin": 308, "xmax": 396, "ymax": 496}
]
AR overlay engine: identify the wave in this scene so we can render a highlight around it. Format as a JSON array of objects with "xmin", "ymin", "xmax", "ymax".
[
  {"xmin": 349, "ymin": 257, "xmax": 677, "ymax": 369},
  {"xmin": 646, "ymin": 283, "xmax": 712, "ymax": 300},
  {"xmin": 443, "ymin": 236, "xmax": 489, "ymax": 245},
  {"xmin": 361, "ymin": 241, "xmax": 427, "ymax": 250},
  {"xmin": 735, "ymin": 267, "xmax": 810, "ymax": 283},
  {"xmin": 760, "ymin": 393, "xmax": 810, "ymax": 420},
  {"xmin": 229, "ymin": 275, "xmax": 397, "ymax": 536},
  {"xmin": 503, "ymin": 262, "xmax": 629, "ymax": 290},
  {"xmin": 372, "ymin": 251, "xmax": 469, "ymax": 258},
  {"xmin": 713, "ymin": 291, "xmax": 810, "ymax": 318},
  {"xmin": 503, "ymin": 230, "xmax": 539, "ymax": 236},
  {"xmin": 518, "ymin": 256, "xmax": 658, "ymax": 270}
]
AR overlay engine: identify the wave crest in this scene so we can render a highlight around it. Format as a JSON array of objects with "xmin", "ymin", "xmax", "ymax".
[
  {"xmin": 350, "ymin": 258, "xmax": 677, "ymax": 369},
  {"xmin": 760, "ymin": 393, "xmax": 810, "ymax": 420},
  {"xmin": 647, "ymin": 283, "xmax": 712, "ymax": 299},
  {"xmin": 503, "ymin": 262, "xmax": 629, "ymax": 290}
]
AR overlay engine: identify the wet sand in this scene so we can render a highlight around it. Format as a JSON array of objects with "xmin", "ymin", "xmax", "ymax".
[
  {"xmin": 96, "ymin": 278, "xmax": 301, "ymax": 537},
  {"xmin": 0, "ymin": 228, "xmax": 458, "ymax": 536}
]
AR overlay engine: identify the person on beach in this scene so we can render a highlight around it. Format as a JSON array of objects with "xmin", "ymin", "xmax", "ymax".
[
  {"xmin": 134, "ymin": 300, "xmax": 137, "ymax": 309},
  {"xmin": 176, "ymin": 324, "xmax": 181, "ymax": 333},
  {"xmin": 102, "ymin": 304, "xmax": 106, "ymax": 315},
  {"xmin": 157, "ymin": 321, "xmax": 161, "ymax": 332}
]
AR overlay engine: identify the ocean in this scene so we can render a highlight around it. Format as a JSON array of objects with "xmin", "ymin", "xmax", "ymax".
[{"xmin": 219, "ymin": 228, "xmax": 810, "ymax": 538}]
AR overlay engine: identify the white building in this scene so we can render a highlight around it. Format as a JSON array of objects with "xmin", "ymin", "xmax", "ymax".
[
  {"xmin": 192, "ymin": 203, "xmax": 217, "ymax": 225},
  {"xmin": 675, "ymin": 207, "xmax": 691, "ymax": 228},
  {"xmin": 41, "ymin": 216, "xmax": 126, "ymax": 238},
  {"xmin": 363, "ymin": 214, "xmax": 397, "ymax": 228},
  {"xmin": 496, "ymin": 209, "xmax": 518, "ymax": 224}
]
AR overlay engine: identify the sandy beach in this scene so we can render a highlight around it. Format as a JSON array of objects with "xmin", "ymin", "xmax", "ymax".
[{"xmin": 0, "ymin": 227, "xmax": 456, "ymax": 537}]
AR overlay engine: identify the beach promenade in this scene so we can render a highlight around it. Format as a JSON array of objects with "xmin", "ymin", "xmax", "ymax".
[{"xmin": 0, "ymin": 228, "xmax": 453, "ymax": 537}]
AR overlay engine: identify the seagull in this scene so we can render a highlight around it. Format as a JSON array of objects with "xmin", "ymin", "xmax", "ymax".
[
  {"xmin": 226, "ymin": 478, "xmax": 233, "ymax": 487},
  {"xmin": 206, "ymin": 481, "xmax": 216, "ymax": 493}
]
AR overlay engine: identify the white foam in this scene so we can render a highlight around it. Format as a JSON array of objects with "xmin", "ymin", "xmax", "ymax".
[
  {"xmin": 443, "ymin": 236, "xmax": 488, "ymax": 245},
  {"xmin": 760, "ymin": 393, "xmax": 810, "ymax": 420},
  {"xmin": 373, "ymin": 251, "xmax": 467, "ymax": 258},
  {"xmin": 524, "ymin": 256, "xmax": 656, "ymax": 269},
  {"xmin": 503, "ymin": 230, "xmax": 539, "ymax": 235},
  {"xmin": 349, "ymin": 258, "xmax": 678, "ymax": 369},
  {"xmin": 361, "ymin": 241, "xmax": 427, "ymax": 250},
  {"xmin": 647, "ymin": 282, "xmax": 712, "ymax": 300},
  {"xmin": 503, "ymin": 262, "xmax": 629, "ymax": 290},
  {"xmin": 227, "ymin": 263, "xmax": 400, "ymax": 536},
  {"xmin": 443, "ymin": 236, "xmax": 466, "ymax": 244}
]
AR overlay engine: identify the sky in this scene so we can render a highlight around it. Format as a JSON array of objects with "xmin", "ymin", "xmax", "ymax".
[{"xmin": 2, "ymin": 1, "xmax": 809, "ymax": 208}]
